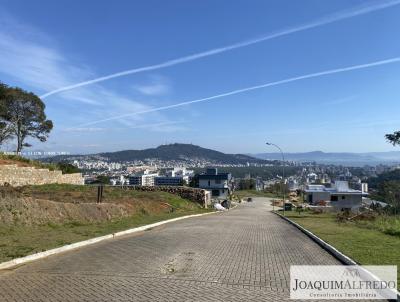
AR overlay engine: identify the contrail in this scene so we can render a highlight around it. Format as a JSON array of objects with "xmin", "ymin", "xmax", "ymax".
[
  {"xmin": 40, "ymin": 0, "xmax": 400, "ymax": 99},
  {"xmin": 73, "ymin": 56, "xmax": 400, "ymax": 128}
]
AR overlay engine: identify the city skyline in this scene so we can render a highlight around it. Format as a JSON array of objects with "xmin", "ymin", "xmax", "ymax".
[{"xmin": 1, "ymin": 0, "xmax": 400, "ymax": 154}]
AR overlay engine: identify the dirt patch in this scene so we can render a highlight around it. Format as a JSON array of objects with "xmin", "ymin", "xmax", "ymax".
[
  {"xmin": 0, "ymin": 185, "xmax": 200, "ymax": 226},
  {"xmin": 0, "ymin": 159, "xmax": 32, "ymax": 167}
]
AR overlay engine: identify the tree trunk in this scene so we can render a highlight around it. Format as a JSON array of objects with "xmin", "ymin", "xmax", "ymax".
[{"xmin": 16, "ymin": 122, "xmax": 22, "ymax": 154}]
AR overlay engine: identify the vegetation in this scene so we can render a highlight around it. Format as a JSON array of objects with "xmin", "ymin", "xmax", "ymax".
[
  {"xmin": 0, "ymin": 153, "xmax": 80, "ymax": 174},
  {"xmin": 215, "ymin": 166, "xmax": 300, "ymax": 179},
  {"xmin": 284, "ymin": 211, "xmax": 400, "ymax": 285},
  {"xmin": 0, "ymin": 210, "xmax": 205, "ymax": 262},
  {"xmin": 0, "ymin": 83, "xmax": 53, "ymax": 153},
  {"xmin": 19, "ymin": 183, "xmax": 200, "ymax": 205},
  {"xmin": 93, "ymin": 175, "xmax": 110, "ymax": 184},
  {"xmin": 385, "ymin": 131, "xmax": 400, "ymax": 146},
  {"xmin": 43, "ymin": 143, "xmax": 275, "ymax": 165},
  {"xmin": 0, "ymin": 184, "xmax": 208, "ymax": 262},
  {"xmin": 55, "ymin": 162, "xmax": 80, "ymax": 174},
  {"xmin": 237, "ymin": 178, "xmax": 256, "ymax": 190},
  {"xmin": 234, "ymin": 189, "xmax": 279, "ymax": 200},
  {"xmin": 368, "ymin": 170, "xmax": 400, "ymax": 210}
]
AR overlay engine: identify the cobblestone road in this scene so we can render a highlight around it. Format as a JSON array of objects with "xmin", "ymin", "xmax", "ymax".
[{"xmin": 0, "ymin": 198, "xmax": 349, "ymax": 301}]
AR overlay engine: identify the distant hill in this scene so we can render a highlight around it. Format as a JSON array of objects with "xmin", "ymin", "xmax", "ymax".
[
  {"xmin": 45, "ymin": 143, "xmax": 272, "ymax": 165},
  {"xmin": 253, "ymin": 151, "xmax": 400, "ymax": 166}
]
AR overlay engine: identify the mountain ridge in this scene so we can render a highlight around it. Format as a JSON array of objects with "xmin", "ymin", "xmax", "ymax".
[
  {"xmin": 44, "ymin": 143, "xmax": 272, "ymax": 165},
  {"xmin": 253, "ymin": 150, "xmax": 400, "ymax": 165}
]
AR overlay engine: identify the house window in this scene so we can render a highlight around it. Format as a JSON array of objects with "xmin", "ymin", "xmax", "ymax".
[
  {"xmin": 342, "ymin": 196, "xmax": 346, "ymax": 200},
  {"xmin": 331, "ymin": 195, "xmax": 338, "ymax": 201},
  {"xmin": 215, "ymin": 179, "xmax": 221, "ymax": 184},
  {"xmin": 212, "ymin": 190, "xmax": 220, "ymax": 196},
  {"xmin": 208, "ymin": 180, "xmax": 210, "ymax": 186}
]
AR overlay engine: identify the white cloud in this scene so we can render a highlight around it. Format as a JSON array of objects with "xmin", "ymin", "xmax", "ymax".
[
  {"xmin": 134, "ymin": 83, "xmax": 170, "ymax": 96},
  {"xmin": 0, "ymin": 15, "xmax": 181, "ymax": 132}
]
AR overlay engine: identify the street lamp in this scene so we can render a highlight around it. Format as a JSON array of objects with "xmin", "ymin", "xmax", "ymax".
[{"xmin": 266, "ymin": 142, "xmax": 286, "ymax": 216}]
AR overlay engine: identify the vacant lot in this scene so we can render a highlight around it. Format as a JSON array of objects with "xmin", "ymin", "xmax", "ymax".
[
  {"xmin": 283, "ymin": 211, "xmax": 400, "ymax": 285},
  {"xmin": 0, "ymin": 184, "xmax": 208, "ymax": 262},
  {"xmin": 234, "ymin": 190, "xmax": 279, "ymax": 200}
]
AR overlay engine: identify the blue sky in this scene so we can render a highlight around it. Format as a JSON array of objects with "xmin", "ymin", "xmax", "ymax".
[{"xmin": 0, "ymin": 0, "xmax": 400, "ymax": 154}]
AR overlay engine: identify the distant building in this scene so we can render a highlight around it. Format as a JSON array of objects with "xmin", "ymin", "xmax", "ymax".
[
  {"xmin": 129, "ymin": 169, "xmax": 158, "ymax": 186},
  {"xmin": 166, "ymin": 167, "xmax": 194, "ymax": 184},
  {"xmin": 287, "ymin": 177, "xmax": 299, "ymax": 191},
  {"xmin": 304, "ymin": 181, "xmax": 367, "ymax": 212},
  {"xmin": 154, "ymin": 176, "xmax": 183, "ymax": 186},
  {"xmin": 255, "ymin": 177, "xmax": 264, "ymax": 191},
  {"xmin": 110, "ymin": 175, "xmax": 128, "ymax": 186},
  {"xmin": 306, "ymin": 173, "xmax": 318, "ymax": 184},
  {"xmin": 196, "ymin": 168, "xmax": 232, "ymax": 200}
]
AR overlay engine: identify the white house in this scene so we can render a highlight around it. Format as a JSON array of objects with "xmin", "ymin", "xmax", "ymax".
[
  {"xmin": 304, "ymin": 181, "xmax": 367, "ymax": 212},
  {"xmin": 197, "ymin": 168, "xmax": 231, "ymax": 200},
  {"xmin": 166, "ymin": 167, "xmax": 194, "ymax": 184}
]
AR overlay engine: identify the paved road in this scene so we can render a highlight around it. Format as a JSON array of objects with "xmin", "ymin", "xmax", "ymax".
[{"xmin": 0, "ymin": 198, "xmax": 342, "ymax": 301}]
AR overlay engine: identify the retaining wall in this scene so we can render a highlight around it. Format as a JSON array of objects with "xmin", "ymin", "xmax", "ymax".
[{"xmin": 0, "ymin": 164, "xmax": 84, "ymax": 186}]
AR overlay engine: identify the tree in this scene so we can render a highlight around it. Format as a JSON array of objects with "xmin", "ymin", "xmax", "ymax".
[
  {"xmin": 95, "ymin": 175, "xmax": 110, "ymax": 184},
  {"xmin": 385, "ymin": 131, "xmax": 400, "ymax": 146},
  {"xmin": 0, "ymin": 121, "xmax": 13, "ymax": 145},
  {"xmin": 381, "ymin": 181, "xmax": 400, "ymax": 215},
  {"xmin": 56, "ymin": 162, "xmax": 80, "ymax": 174},
  {"xmin": 0, "ymin": 85, "xmax": 53, "ymax": 153},
  {"xmin": 0, "ymin": 83, "xmax": 12, "ymax": 146}
]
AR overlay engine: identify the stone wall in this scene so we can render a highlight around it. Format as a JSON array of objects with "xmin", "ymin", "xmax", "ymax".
[
  {"xmin": 0, "ymin": 164, "xmax": 84, "ymax": 186},
  {"xmin": 124, "ymin": 186, "xmax": 210, "ymax": 207}
]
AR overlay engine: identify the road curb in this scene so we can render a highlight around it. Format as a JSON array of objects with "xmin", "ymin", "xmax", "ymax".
[
  {"xmin": 0, "ymin": 211, "xmax": 216, "ymax": 271},
  {"xmin": 274, "ymin": 211, "xmax": 400, "ymax": 301}
]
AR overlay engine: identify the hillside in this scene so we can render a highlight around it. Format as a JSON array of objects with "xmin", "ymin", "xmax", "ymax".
[
  {"xmin": 45, "ymin": 143, "xmax": 272, "ymax": 165},
  {"xmin": 0, "ymin": 184, "xmax": 206, "ymax": 262}
]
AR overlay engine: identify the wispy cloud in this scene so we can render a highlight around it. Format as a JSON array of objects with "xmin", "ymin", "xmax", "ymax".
[
  {"xmin": 134, "ymin": 83, "xmax": 170, "ymax": 96},
  {"xmin": 324, "ymin": 95, "xmax": 358, "ymax": 106},
  {"xmin": 62, "ymin": 127, "xmax": 106, "ymax": 132},
  {"xmin": 0, "ymin": 15, "xmax": 172, "ymax": 129},
  {"xmin": 39, "ymin": 0, "xmax": 400, "ymax": 98},
  {"xmin": 74, "ymin": 56, "xmax": 400, "ymax": 128},
  {"xmin": 133, "ymin": 76, "xmax": 171, "ymax": 96}
]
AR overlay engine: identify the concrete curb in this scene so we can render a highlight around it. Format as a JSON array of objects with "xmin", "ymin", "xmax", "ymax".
[
  {"xmin": 274, "ymin": 212, "xmax": 400, "ymax": 301},
  {"xmin": 0, "ymin": 211, "xmax": 216, "ymax": 271}
]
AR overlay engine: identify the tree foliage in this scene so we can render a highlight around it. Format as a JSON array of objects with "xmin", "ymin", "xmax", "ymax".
[
  {"xmin": 385, "ymin": 131, "xmax": 400, "ymax": 146},
  {"xmin": 0, "ymin": 83, "xmax": 53, "ymax": 152},
  {"xmin": 56, "ymin": 162, "xmax": 81, "ymax": 174},
  {"xmin": 238, "ymin": 179, "xmax": 256, "ymax": 190}
]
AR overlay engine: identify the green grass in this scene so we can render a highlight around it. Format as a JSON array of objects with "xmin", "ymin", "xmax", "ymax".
[
  {"xmin": 22, "ymin": 184, "xmax": 202, "ymax": 207},
  {"xmin": 0, "ymin": 184, "xmax": 209, "ymax": 262},
  {"xmin": 234, "ymin": 190, "xmax": 280, "ymax": 200},
  {"xmin": 0, "ymin": 154, "xmax": 80, "ymax": 174},
  {"xmin": 0, "ymin": 153, "xmax": 58, "ymax": 170},
  {"xmin": 0, "ymin": 208, "xmax": 208, "ymax": 263},
  {"xmin": 283, "ymin": 211, "xmax": 400, "ymax": 285}
]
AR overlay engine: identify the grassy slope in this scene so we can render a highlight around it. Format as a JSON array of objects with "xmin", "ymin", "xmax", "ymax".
[
  {"xmin": 0, "ymin": 184, "xmax": 208, "ymax": 262},
  {"xmin": 0, "ymin": 153, "xmax": 57, "ymax": 170},
  {"xmin": 284, "ymin": 212, "xmax": 400, "ymax": 284},
  {"xmin": 234, "ymin": 190, "xmax": 279, "ymax": 200}
]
